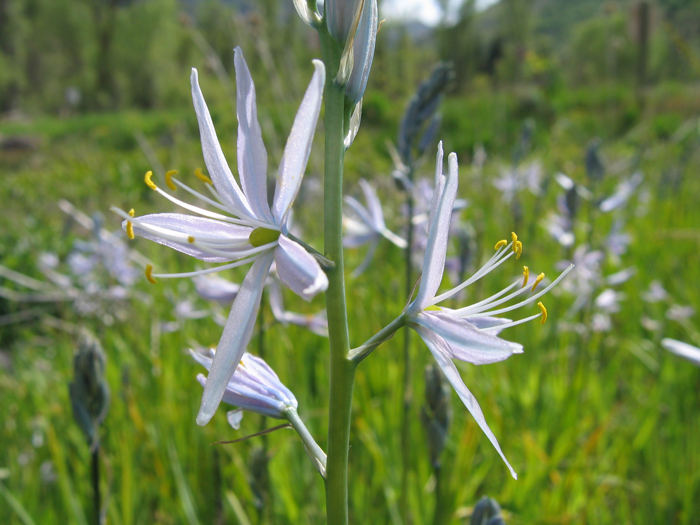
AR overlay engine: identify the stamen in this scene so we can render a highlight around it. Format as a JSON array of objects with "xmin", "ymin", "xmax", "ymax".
[
  {"xmin": 165, "ymin": 170, "xmax": 178, "ymax": 191},
  {"xmin": 127, "ymin": 209, "xmax": 135, "ymax": 240},
  {"xmin": 494, "ymin": 239, "xmax": 507, "ymax": 250},
  {"xmin": 538, "ymin": 302, "xmax": 547, "ymax": 324},
  {"xmin": 145, "ymin": 171, "xmax": 157, "ymax": 191},
  {"xmin": 152, "ymin": 252, "xmax": 267, "ymax": 278},
  {"xmin": 531, "ymin": 272, "xmax": 545, "ymax": 291},
  {"xmin": 145, "ymin": 264, "xmax": 157, "ymax": 284},
  {"xmin": 515, "ymin": 241, "xmax": 523, "ymax": 259},
  {"xmin": 511, "ymin": 232, "xmax": 518, "ymax": 251},
  {"xmin": 522, "ymin": 266, "xmax": 529, "ymax": 288},
  {"xmin": 481, "ymin": 312, "xmax": 542, "ymax": 332},
  {"xmin": 188, "ymin": 236, "xmax": 195, "ymax": 243},
  {"xmin": 194, "ymin": 168, "xmax": 213, "ymax": 185}
]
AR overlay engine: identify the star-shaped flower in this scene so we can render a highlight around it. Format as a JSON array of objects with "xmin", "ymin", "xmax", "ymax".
[
  {"xmin": 404, "ymin": 143, "xmax": 573, "ymax": 479},
  {"xmin": 114, "ymin": 47, "xmax": 327, "ymax": 425},
  {"xmin": 343, "ymin": 178, "xmax": 406, "ymax": 276}
]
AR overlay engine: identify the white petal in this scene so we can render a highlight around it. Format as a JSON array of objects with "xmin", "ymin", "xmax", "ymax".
[
  {"xmin": 272, "ymin": 60, "xmax": 325, "ymax": 226},
  {"xmin": 196, "ymin": 252, "xmax": 274, "ymax": 426},
  {"xmin": 359, "ymin": 179, "xmax": 385, "ymax": 230},
  {"xmin": 226, "ymin": 409, "xmax": 244, "ymax": 429},
  {"xmin": 661, "ymin": 338, "xmax": 700, "ymax": 366},
  {"xmin": 274, "ymin": 235, "xmax": 328, "ymax": 301},
  {"xmin": 415, "ymin": 312, "xmax": 522, "ymax": 365},
  {"xmin": 412, "ymin": 149, "xmax": 458, "ymax": 310},
  {"xmin": 128, "ymin": 213, "xmax": 252, "ymax": 263},
  {"xmin": 234, "ymin": 48, "xmax": 274, "ymax": 224},
  {"xmin": 458, "ymin": 315, "xmax": 514, "ymax": 334},
  {"xmin": 345, "ymin": 0, "xmax": 378, "ymax": 105},
  {"xmin": 191, "ymin": 68, "xmax": 253, "ymax": 219},
  {"xmin": 413, "ymin": 325, "xmax": 517, "ymax": 479}
]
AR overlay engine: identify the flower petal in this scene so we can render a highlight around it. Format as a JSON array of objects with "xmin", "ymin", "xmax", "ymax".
[
  {"xmin": 412, "ymin": 147, "xmax": 458, "ymax": 310},
  {"xmin": 661, "ymin": 338, "xmax": 700, "ymax": 366},
  {"xmin": 359, "ymin": 179, "xmax": 385, "ymax": 230},
  {"xmin": 196, "ymin": 252, "xmax": 274, "ymax": 426},
  {"xmin": 274, "ymin": 235, "xmax": 328, "ymax": 301},
  {"xmin": 127, "ymin": 213, "xmax": 252, "ymax": 263},
  {"xmin": 272, "ymin": 60, "xmax": 325, "ymax": 226},
  {"xmin": 346, "ymin": 0, "xmax": 378, "ymax": 105},
  {"xmin": 234, "ymin": 48, "xmax": 274, "ymax": 224},
  {"xmin": 191, "ymin": 68, "xmax": 253, "ymax": 219},
  {"xmin": 416, "ymin": 311, "xmax": 523, "ymax": 365},
  {"xmin": 193, "ymin": 275, "xmax": 240, "ymax": 304},
  {"xmin": 413, "ymin": 325, "xmax": 517, "ymax": 479}
]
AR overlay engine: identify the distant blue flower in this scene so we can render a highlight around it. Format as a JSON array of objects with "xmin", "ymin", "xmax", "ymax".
[{"xmin": 661, "ymin": 339, "xmax": 700, "ymax": 366}]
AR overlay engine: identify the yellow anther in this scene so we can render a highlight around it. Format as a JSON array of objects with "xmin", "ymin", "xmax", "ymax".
[
  {"xmin": 522, "ymin": 266, "xmax": 529, "ymax": 288},
  {"xmin": 165, "ymin": 170, "xmax": 178, "ymax": 191},
  {"xmin": 494, "ymin": 239, "xmax": 508, "ymax": 250},
  {"xmin": 537, "ymin": 302, "xmax": 548, "ymax": 325},
  {"xmin": 126, "ymin": 208, "xmax": 135, "ymax": 240},
  {"xmin": 515, "ymin": 240, "xmax": 523, "ymax": 259},
  {"xmin": 144, "ymin": 170, "xmax": 157, "ymax": 191},
  {"xmin": 187, "ymin": 235, "xmax": 195, "ymax": 244},
  {"xmin": 239, "ymin": 359, "xmax": 245, "ymax": 367},
  {"xmin": 194, "ymin": 168, "xmax": 213, "ymax": 185},
  {"xmin": 531, "ymin": 272, "xmax": 545, "ymax": 291},
  {"xmin": 511, "ymin": 232, "xmax": 518, "ymax": 250},
  {"xmin": 145, "ymin": 264, "xmax": 157, "ymax": 284}
]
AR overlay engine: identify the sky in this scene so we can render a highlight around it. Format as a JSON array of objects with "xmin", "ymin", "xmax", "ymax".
[{"xmin": 380, "ymin": 0, "xmax": 499, "ymax": 26}]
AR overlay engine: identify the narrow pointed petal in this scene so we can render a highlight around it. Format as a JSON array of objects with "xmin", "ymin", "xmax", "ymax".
[
  {"xmin": 344, "ymin": 195, "xmax": 376, "ymax": 231},
  {"xmin": 196, "ymin": 252, "xmax": 274, "ymax": 426},
  {"xmin": 358, "ymin": 179, "xmax": 385, "ymax": 230},
  {"xmin": 413, "ymin": 326, "xmax": 518, "ymax": 479},
  {"xmin": 345, "ymin": 0, "xmax": 378, "ymax": 105},
  {"xmin": 127, "ymin": 213, "xmax": 252, "ymax": 263},
  {"xmin": 191, "ymin": 68, "xmax": 253, "ymax": 219},
  {"xmin": 274, "ymin": 235, "xmax": 328, "ymax": 301},
  {"xmin": 272, "ymin": 60, "xmax": 325, "ymax": 226},
  {"xmin": 234, "ymin": 48, "xmax": 274, "ymax": 224},
  {"xmin": 416, "ymin": 312, "xmax": 522, "ymax": 365},
  {"xmin": 661, "ymin": 338, "xmax": 700, "ymax": 366},
  {"xmin": 412, "ymin": 150, "xmax": 458, "ymax": 310}
]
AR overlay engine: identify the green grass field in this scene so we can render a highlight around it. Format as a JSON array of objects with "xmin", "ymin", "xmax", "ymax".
[{"xmin": 1, "ymin": 82, "xmax": 699, "ymax": 524}]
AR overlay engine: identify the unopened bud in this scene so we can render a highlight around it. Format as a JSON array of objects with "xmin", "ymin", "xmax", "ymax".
[
  {"xmin": 420, "ymin": 364, "xmax": 451, "ymax": 469},
  {"xmin": 69, "ymin": 333, "xmax": 110, "ymax": 452},
  {"xmin": 471, "ymin": 496, "xmax": 504, "ymax": 525}
]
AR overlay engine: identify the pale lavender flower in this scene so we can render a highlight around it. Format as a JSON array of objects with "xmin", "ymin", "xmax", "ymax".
[
  {"xmin": 344, "ymin": 179, "xmax": 407, "ymax": 276},
  {"xmin": 193, "ymin": 274, "xmax": 240, "ymax": 305},
  {"xmin": 599, "ymin": 172, "xmax": 643, "ymax": 213},
  {"xmin": 556, "ymin": 246, "xmax": 604, "ymax": 314},
  {"xmin": 191, "ymin": 348, "xmax": 297, "ymax": 426},
  {"xmin": 114, "ymin": 48, "xmax": 327, "ymax": 426},
  {"xmin": 666, "ymin": 305, "xmax": 695, "ymax": 321},
  {"xmin": 492, "ymin": 161, "xmax": 542, "ymax": 203},
  {"xmin": 661, "ymin": 338, "xmax": 700, "ymax": 366},
  {"xmin": 403, "ymin": 143, "xmax": 573, "ymax": 479},
  {"xmin": 268, "ymin": 280, "xmax": 328, "ymax": 337},
  {"xmin": 604, "ymin": 219, "xmax": 631, "ymax": 263},
  {"xmin": 641, "ymin": 280, "xmax": 669, "ymax": 304},
  {"xmin": 595, "ymin": 289, "xmax": 625, "ymax": 314}
]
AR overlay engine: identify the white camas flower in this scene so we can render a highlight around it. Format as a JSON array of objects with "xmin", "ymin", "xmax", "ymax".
[
  {"xmin": 661, "ymin": 339, "xmax": 700, "ymax": 366},
  {"xmin": 113, "ymin": 47, "xmax": 327, "ymax": 426},
  {"xmin": 190, "ymin": 348, "xmax": 298, "ymax": 426},
  {"xmin": 344, "ymin": 178, "xmax": 407, "ymax": 276},
  {"xmin": 404, "ymin": 143, "xmax": 573, "ymax": 479}
]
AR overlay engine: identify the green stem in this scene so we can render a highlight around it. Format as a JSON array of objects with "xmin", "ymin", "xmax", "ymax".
[
  {"xmin": 286, "ymin": 408, "xmax": 327, "ymax": 475},
  {"xmin": 91, "ymin": 446, "xmax": 100, "ymax": 525},
  {"xmin": 348, "ymin": 315, "xmax": 406, "ymax": 362},
  {"xmin": 401, "ymin": 168, "xmax": 415, "ymax": 523},
  {"xmin": 321, "ymin": 31, "xmax": 356, "ymax": 525}
]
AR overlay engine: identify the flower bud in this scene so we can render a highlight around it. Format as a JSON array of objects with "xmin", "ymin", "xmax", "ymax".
[
  {"xmin": 420, "ymin": 364, "xmax": 451, "ymax": 469},
  {"xmin": 69, "ymin": 333, "xmax": 110, "ymax": 452},
  {"xmin": 471, "ymin": 496, "xmax": 504, "ymax": 525}
]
